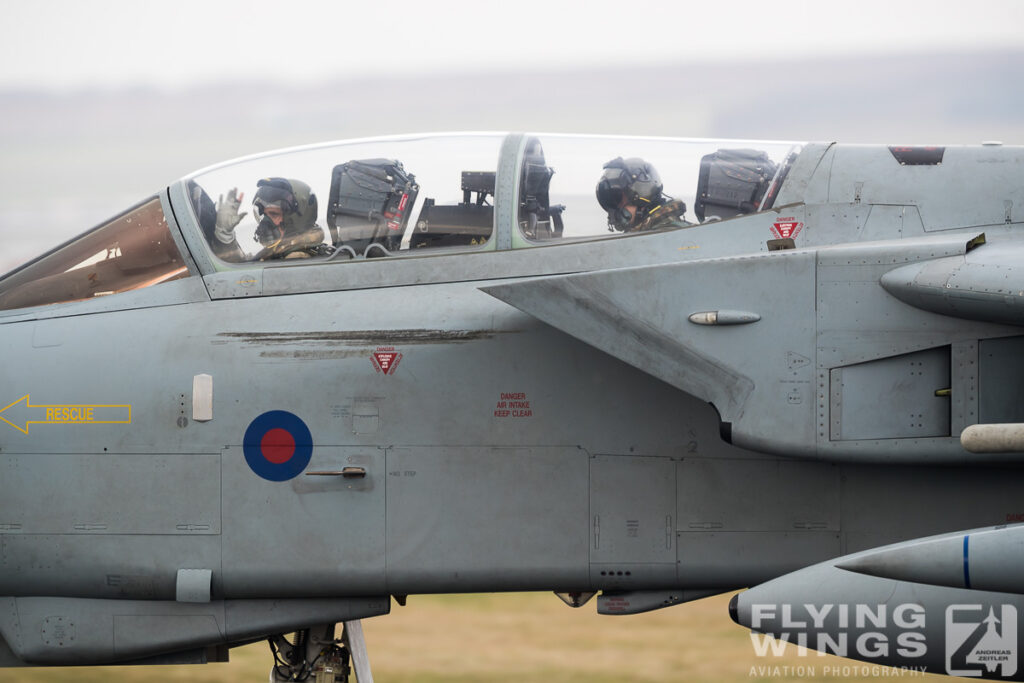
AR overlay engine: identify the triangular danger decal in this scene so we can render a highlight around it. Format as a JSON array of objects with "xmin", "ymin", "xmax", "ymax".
[
  {"xmin": 771, "ymin": 219, "xmax": 803, "ymax": 239},
  {"xmin": 371, "ymin": 348, "xmax": 403, "ymax": 375}
]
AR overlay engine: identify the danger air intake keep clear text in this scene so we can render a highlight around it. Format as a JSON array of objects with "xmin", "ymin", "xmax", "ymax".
[{"xmin": 494, "ymin": 392, "xmax": 532, "ymax": 418}]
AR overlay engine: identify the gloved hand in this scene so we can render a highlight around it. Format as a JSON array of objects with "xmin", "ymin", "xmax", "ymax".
[{"xmin": 214, "ymin": 188, "xmax": 245, "ymax": 244}]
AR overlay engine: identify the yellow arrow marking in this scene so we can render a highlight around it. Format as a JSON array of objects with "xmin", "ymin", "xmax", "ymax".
[{"xmin": 0, "ymin": 395, "xmax": 132, "ymax": 435}]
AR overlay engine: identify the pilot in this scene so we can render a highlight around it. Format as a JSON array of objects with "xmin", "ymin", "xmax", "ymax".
[
  {"xmin": 595, "ymin": 157, "xmax": 688, "ymax": 232},
  {"xmin": 251, "ymin": 177, "xmax": 330, "ymax": 259}
]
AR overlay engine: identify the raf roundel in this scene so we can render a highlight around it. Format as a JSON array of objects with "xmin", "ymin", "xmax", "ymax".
[{"xmin": 243, "ymin": 410, "xmax": 313, "ymax": 481}]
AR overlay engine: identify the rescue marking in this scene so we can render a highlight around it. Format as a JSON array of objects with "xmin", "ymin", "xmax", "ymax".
[
  {"xmin": 371, "ymin": 346, "xmax": 403, "ymax": 375},
  {"xmin": 494, "ymin": 392, "xmax": 533, "ymax": 418},
  {"xmin": 0, "ymin": 394, "xmax": 131, "ymax": 435},
  {"xmin": 771, "ymin": 218, "xmax": 804, "ymax": 240},
  {"xmin": 243, "ymin": 410, "xmax": 313, "ymax": 481}
]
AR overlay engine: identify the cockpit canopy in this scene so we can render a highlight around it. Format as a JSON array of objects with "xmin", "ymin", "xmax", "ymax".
[
  {"xmin": 0, "ymin": 133, "xmax": 802, "ymax": 312},
  {"xmin": 183, "ymin": 133, "xmax": 801, "ymax": 264}
]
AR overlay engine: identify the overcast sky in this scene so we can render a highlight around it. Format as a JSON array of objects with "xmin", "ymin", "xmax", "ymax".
[{"xmin": 4, "ymin": 0, "xmax": 1023, "ymax": 90}]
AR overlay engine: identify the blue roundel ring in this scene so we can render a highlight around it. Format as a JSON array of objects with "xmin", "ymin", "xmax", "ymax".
[{"xmin": 243, "ymin": 410, "xmax": 313, "ymax": 481}]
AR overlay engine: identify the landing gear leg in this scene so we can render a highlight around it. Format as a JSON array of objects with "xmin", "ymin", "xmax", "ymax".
[
  {"xmin": 269, "ymin": 621, "xmax": 372, "ymax": 682},
  {"xmin": 342, "ymin": 620, "xmax": 373, "ymax": 683}
]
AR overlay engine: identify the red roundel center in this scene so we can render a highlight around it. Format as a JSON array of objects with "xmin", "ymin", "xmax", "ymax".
[{"xmin": 260, "ymin": 428, "xmax": 296, "ymax": 464}]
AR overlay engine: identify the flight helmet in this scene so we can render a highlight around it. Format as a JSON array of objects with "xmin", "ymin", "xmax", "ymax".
[
  {"xmin": 596, "ymin": 157, "xmax": 664, "ymax": 231},
  {"xmin": 252, "ymin": 177, "xmax": 318, "ymax": 245}
]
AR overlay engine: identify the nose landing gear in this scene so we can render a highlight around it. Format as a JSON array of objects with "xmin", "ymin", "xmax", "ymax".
[{"xmin": 269, "ymin": 620, "xmax": 373, "ymax": 683}]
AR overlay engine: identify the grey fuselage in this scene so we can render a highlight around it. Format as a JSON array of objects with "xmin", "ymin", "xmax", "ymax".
[{"xmin": 1, "ymin": 136, "xmax": 1023, "ymax": 667}]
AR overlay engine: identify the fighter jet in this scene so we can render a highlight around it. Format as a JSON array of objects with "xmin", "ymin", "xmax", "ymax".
[{"xmin": 1, "ymin": 132, "xmax": 1023, "ymax": 681}]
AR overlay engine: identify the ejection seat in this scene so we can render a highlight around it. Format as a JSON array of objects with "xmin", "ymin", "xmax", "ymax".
[
  {"xmin": 518, "ymin": 137, "xmax": 564, "ymax": 241},
  {"xmin": 694, "ymin": 149, "xmax": 778, "ymax": 223},
  {"xmin": 326, "ymin": 159, "xmax": 419, "ymax": 258}
]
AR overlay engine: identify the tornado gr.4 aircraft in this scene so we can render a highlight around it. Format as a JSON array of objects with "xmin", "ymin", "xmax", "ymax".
[{"xmin": 1, "ymin": 132, "xmax": 1023, "ymax": 681}]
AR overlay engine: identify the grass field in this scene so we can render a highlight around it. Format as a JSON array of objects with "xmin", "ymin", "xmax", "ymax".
[{"xmin": 0, "ymin": 592, "xmax": 949, "ymax": 683}]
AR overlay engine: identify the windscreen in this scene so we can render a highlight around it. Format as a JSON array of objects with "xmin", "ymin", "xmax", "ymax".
[{"xmin": 0, "ymin": 197, "xmax": 189, "ymax": 311}]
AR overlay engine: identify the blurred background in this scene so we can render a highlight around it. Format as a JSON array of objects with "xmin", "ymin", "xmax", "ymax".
[
  {"xmin": 2, "ymin": 0, "xmax": 1023, "ymax": 272},
  {"xmin": 0, "ymin": 0, "xmax": 1021, "ymax": 680}
]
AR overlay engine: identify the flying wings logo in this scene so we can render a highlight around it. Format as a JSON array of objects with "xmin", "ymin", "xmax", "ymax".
[{"xmin": 946, "ymin": 605, "xmax": 1017, "ymax": 677}]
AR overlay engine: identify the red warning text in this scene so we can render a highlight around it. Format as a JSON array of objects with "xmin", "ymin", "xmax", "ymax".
[{"xmin": 494, "ymin": 392, "xmax": 533, "ymax": 418}]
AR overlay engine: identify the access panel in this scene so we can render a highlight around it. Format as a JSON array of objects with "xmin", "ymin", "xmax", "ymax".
[
  {"xmin": 221, "ymin": 446, "xmax": 385, "ymax": 597},
  {"xmin": 676, "ymin": 457, "xmax": 840, "ymax": 587},
  {"xmin": 830, "ymin": 346, "xmax": 951, "ymax": 441},
  {"xmin": 590, "ymin": 455, "xmax": 676, "ymax": 588},
  {"xmin": 386, "ymin": 446, "xmax": 590, "ymax": 593}
]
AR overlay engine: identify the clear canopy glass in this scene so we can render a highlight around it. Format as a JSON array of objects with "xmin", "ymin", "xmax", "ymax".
[
  {"xmin": 516, "ymin": 134, "xmax": 802, "ymax": 243},
  {"xmin": 186, "ymin": 133, "xmax": 505, "ymax": 263}
]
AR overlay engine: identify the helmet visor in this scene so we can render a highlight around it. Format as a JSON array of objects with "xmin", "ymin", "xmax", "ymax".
[
  {"xmin": 252, "ymin": 178, "xmax": 297, "ymax": 216},
  {"xmin": 596, "ymin": 171, "xmax": 629, "ymax": 212}
]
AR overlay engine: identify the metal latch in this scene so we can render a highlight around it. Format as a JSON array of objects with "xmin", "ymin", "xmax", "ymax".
[{"xmin": 305, "ymin": 466, "xmax": 367, "ymax": 478}]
